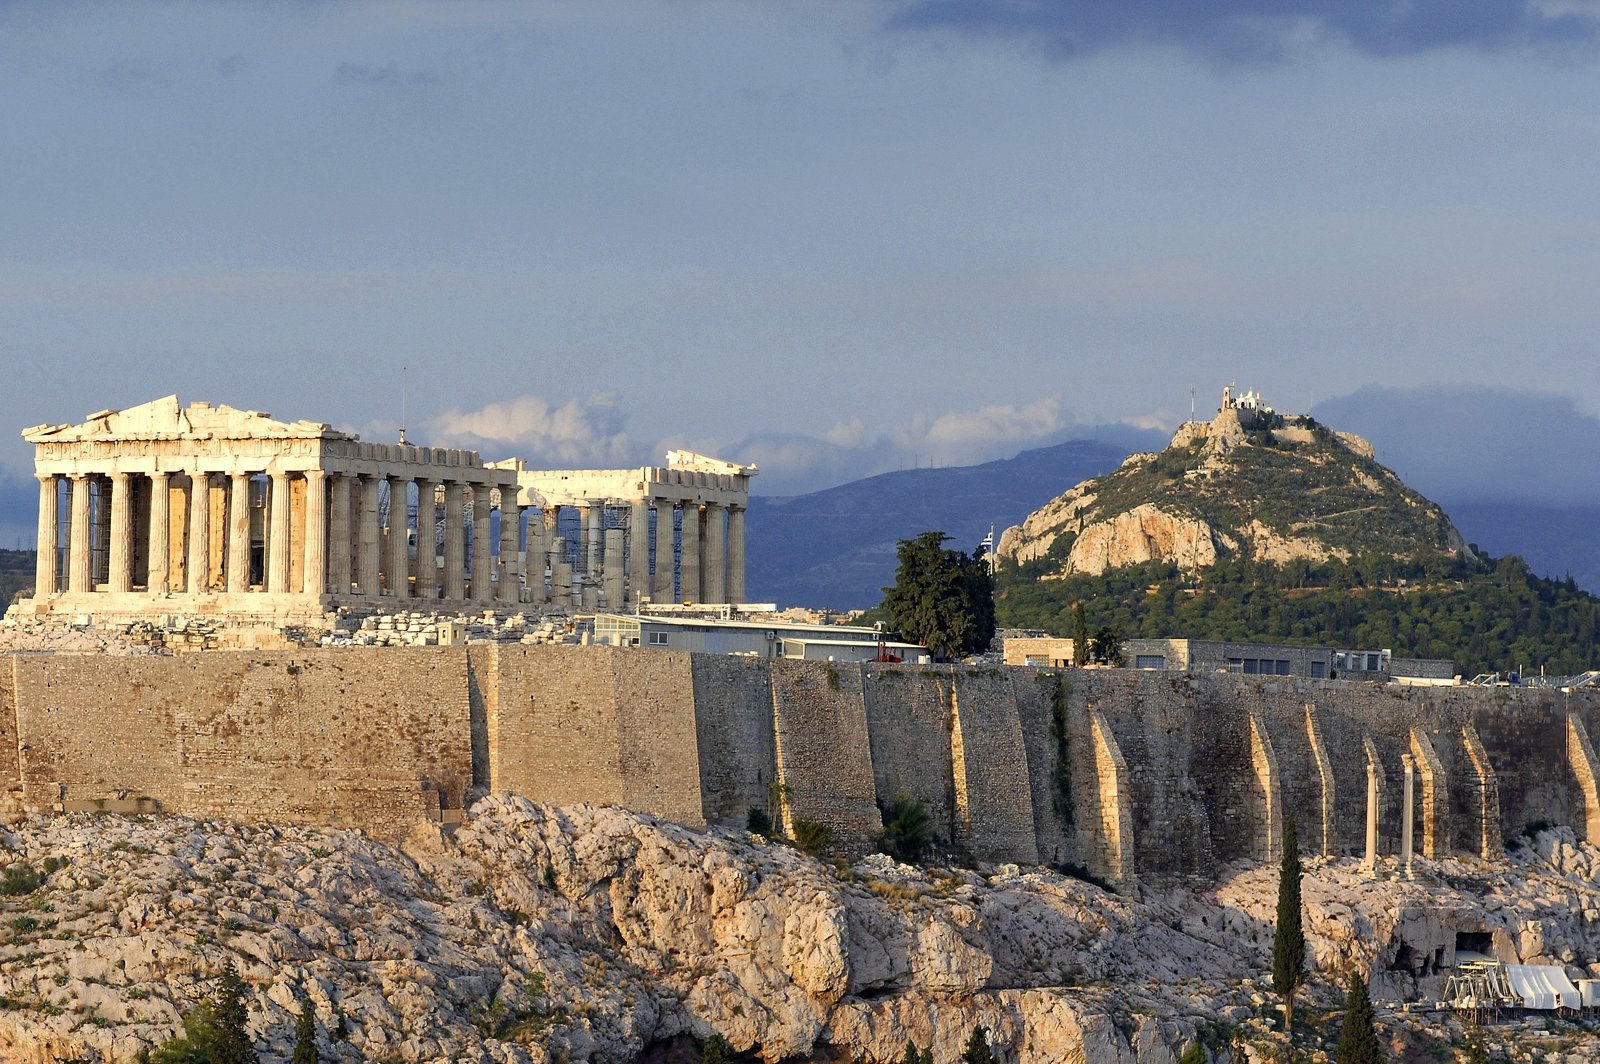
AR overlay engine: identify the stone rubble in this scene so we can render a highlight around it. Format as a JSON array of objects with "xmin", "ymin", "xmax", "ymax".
[{"xmin": 0, "ymin": 801, "xmax": 1597, "ymax": 1063}]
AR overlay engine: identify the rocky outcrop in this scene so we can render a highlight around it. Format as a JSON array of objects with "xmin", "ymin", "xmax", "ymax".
[
  {"xmin": 1061, "ymin": 504, "xmax": 1224, "ymax": 576},
  {"xmin": 0, "ymin": 802, "xmax": 1598, "ymax": 1064}
]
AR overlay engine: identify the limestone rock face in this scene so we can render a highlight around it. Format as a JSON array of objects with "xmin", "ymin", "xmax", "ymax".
[
  {"xmin": 2, "ymin": 804, "xmax": 1600, "ymax": 1064},
  {"xmin": 1063, "ymin": 504, "xmax": 1223, "ymax": 576}
]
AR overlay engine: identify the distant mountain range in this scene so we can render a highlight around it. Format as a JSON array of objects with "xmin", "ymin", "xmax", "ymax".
[{"xmin": 744, "ymin": 439, "xmax": 1131, "ymax": 610}]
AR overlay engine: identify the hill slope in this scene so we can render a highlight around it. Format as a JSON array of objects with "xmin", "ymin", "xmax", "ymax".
[{"xmin": 997, "ymin": 398, "xmax": 1469, "ymax": 577}]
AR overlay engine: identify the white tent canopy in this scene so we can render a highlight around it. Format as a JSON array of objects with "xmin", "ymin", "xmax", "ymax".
[{"xmin": 1505, "ymin": 965, "xmax": 1580, "ymax": 1010}]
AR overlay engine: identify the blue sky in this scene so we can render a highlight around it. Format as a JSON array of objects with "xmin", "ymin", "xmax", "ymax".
[{"xmin": 4, "ymin": 0, "xmax": 1600, "ymax": 546}]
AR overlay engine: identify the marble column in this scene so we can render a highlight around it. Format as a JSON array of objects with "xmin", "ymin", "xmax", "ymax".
[
  {"xmin": 470, "ymin": 484, "xmax": 493, "ymax": 603},
  {"xmin": 703, "ymin": 502, "xmax": 726, "ymax": 604},
  {"xmin": 524, "ymin": 507, "xmax": 548, "ymax": 605},
  {"xmin": 414, "ymin": 479, "xmax": 438, "ymax": 599},
  {"xmin": 327, "ymin": 473, "xmax": 352, "ymax": 595},
  {"xmin": 443, "ymin": 482, "xmax": 465, "ymax": 600},
  {"xmin": 653, "ymin": 503, "xmax": 675, "ymax": 603},
  {"xmin": 269, "ymin": 472, "xmax": 293, "ymax": 594},
  {"xmin": 357, "ymin": 476, "xmax": 382, "ymax": 596},
  {"xmin": 147, "ymin": 472, "xmax": 170, "ymax": 594},
  {"xmin": 227, "ymin": 474, "xmax": 252, "ymax": 593},
  {"xmin": 302, "ymin": 470, "xmax": 327, "ymax": 596},
  {"xmin": 580, "ymin": 502, "xmax": 601, "ymax": 587},
  {"xmin": 34, "ymin": 475, "xmax": 57, "ymax": 597},
  {"xmin": 679, "ymin": 504, "xmax": 701, "ymax": 604},
  {"xmin": 727, "ymin": 505, "xmax": 746, "ymax": 605},
  {"xmin": 186, "ymin": 473, "xmax": 211, "ymax": 594},
  {"xmin": 498, "ymin": 498, "xmax": 522, "ymax": 603},
  {"xmin": 628, "ymin": 501, "xmax": 649, "ymax": 605},
  {"xmin": 108, "ymin": 471, "xmax": 135, "ymax": 593},
  {"xmin": 603, "ymin": 528, "xmax": 625, "ymax": 607},
  {"xmin": 385, "ymin": 476, "xmax": 409, "ymax": 598},
  {"xmin": 67, "ymin": 474, "xmax": 92, "ymax": 593}
]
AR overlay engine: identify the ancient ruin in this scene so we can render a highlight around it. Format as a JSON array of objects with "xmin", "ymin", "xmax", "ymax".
[{"xmin": 15, "ymin": 396, "xmax": 755, "ymax": 627}]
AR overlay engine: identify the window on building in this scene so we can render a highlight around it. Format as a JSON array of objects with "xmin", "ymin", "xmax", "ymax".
[
  {"xmin": 647, "ymin": 631, "xmax": 669, "ymax": 646},
  {"xmin": 1135, "ymin": 654, "xmax": 1166, "ymax": 670},
  {"xmin": 1310, "ymin": 661, "xmax": 1327, "ymax": 679},
  {"xmin": 1275, "ymin": 659, "xmax": 1291, "ymax": 676}
]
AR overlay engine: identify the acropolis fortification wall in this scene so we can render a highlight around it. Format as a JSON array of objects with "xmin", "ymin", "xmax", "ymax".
[{"xmin": 2, "ymin": 646, "xmax": 1596, "ymax": 886}]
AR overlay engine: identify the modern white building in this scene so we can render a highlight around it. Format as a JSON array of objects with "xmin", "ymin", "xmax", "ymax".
[{"xmin": 587, "ymin": 613, "xmax": 932, "ymax": 663}]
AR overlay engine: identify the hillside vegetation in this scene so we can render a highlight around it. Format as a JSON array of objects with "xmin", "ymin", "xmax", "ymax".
[
  {"xmin": 996, "ymin": 553, "xmax": 1600, "ymax": 678},
  {"xmin": 0, "ymin": 549, "xmax": 32, "ymax": 607}
]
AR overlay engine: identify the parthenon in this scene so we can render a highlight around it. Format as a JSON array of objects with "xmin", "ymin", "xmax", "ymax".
[{"xmin": 16, "ymin": 396, "xmax": 756, "ymax": 625}]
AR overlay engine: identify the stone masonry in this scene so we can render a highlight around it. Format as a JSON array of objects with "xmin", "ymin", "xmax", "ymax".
[{"xmin": 0, "ymin": 646, "xmax": 1598, "ymax": 891}]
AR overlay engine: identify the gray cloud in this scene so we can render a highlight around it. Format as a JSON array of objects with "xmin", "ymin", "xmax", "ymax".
[
  {"xmin": 1312, "ymin": 385, "xmax": 1600, "ymax": 506},
  {"xmin": 335, "ymin": 61, "xmax": 437, "ymax": 87},
  {"xmin": 886, "ymin": 0, "xmax": 1600, "ymax": 63}
]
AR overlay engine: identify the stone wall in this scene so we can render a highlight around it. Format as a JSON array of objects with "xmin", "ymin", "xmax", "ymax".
[
  {"xmin": 3, "ymin": 647, "xmax": 1599, "ymax": 885},
  {"xmin": 8, "ymin": 647, "xmax": 472, "ymax": 838}
]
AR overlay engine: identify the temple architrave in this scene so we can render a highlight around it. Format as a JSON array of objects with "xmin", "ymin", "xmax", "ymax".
[{"xmin": 16, "ymin": 396, "xmax": 756, "ymax": 627}]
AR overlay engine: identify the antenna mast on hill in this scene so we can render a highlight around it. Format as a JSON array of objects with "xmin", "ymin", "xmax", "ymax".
[
  {"xmin": 399, "ymin": 366, "xmax": 408, "ymax": 445},
  {"xmin": 1190, "ymin": 385, "xmax": 1195, "ymax": 423}
]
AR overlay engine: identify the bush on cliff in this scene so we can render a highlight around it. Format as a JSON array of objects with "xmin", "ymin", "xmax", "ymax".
[
  {"xmin": 876, "ymin": 793, "xmax": 935, "ymax": 863},
  {"xmin": 790, "ymin": 818, "xmax": 833, "ymax": 857},
  {"xmin": 961, "ymin": 1026, "xmax": 994, "ymax": 1064}
]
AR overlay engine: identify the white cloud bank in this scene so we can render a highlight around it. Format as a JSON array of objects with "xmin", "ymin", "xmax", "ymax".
[{"xmin": 429, "ymin": 392, "xmax": 636, "ymax": 468}]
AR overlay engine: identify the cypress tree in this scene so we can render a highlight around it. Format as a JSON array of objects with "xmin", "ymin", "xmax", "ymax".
[
  {"xmin": 1271, "ymin": 815, "xmax": 1306, "ymax": 1032},
  {"xmin": 1335, "ymin": 972, "xmax": 1381, "ymax": 1064},
  {"xmin": 291, "ymin": 1000, "xmax": 319, "ymax": 1064},
  {"xmin": 961, "ymin": 1026, "xmax": 993, "ymax": 1064},
  {"xmin": 210, "ymin": 962, "xmax": 259, "ymax": 1064},
  {"xmin": 901, "ymin": 1041, "xmax": 923, "ymax": 1064}
]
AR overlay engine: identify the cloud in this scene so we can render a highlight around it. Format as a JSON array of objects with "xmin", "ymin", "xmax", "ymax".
[
  {"xmin": 335, "ymin": 61, "xmax": 437, "ymax": 86},
  {"xmin": 889, "ymin": 397, "xmax": 1067, "ymax": 456},
  {"xmin": 428, "ymin": 392, "xmax": 637, "ymax": 468},
  {"xmin": 1312, "ymin": 385, "xmax": 1600, "ymax": 505},
  {"xmin": 885, "ymin": 0, "xmax": 1600, "ymax": 64}
]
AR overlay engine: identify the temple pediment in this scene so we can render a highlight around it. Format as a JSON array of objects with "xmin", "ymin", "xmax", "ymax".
[{"xmin": 22, "ymin": 395, "xmax": 346, "ymax": 444}]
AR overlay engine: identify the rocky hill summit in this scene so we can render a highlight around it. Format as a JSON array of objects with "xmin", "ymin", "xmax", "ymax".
[
  {"xmin": 1, "ymin": 799, "xmax": 1599, "ymax": 1063},
  {"xmin": 996, "ymin": 388, "xmax": 1470, "ymax": 577}
]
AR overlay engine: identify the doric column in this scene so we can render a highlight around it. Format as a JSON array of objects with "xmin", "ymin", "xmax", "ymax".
[
  {"xmin": 357, "ymin": 476, "xmax": 381, "ymax": 596},
  {"xmin": 579, "ymin": 502, "xmax": 599, "ymax": 587},
  {"xmin": 108, "ymin": 471, "xmax": 134, "ymax": 593},
  {"xmin": 147, "ymin": 472, "xmax": 170, "ymax": 594},
  {"xmin": 470, "ymin": 484, "xmax": 493, "ymax": 602},
  {"xmin": 34, "ymin": 474, "xmax": 58, "ymax": 597},
  {"xmin": 524, "ymin": 506, "xmax": 547, "ymax": 605},
  {"xmin": 628, "ymin": 501, "xmax": 649, "ymax": 605},
  {"xmin": 302, "ymin": 470, "xmax": 327, "ymax": 596},
  {"xmin": 269, "ymin": 472, "xmax": 293, "ymax": 594},
  {"xmin": 186, "ymin": 472, "xmax": 211, "ymax": 594},
  {"xmin": 327, "ymin": 473, "xmax": 352, "ymax": 596},
  {"xmin": 385, "ymin": 476, "xmax": 409, "ymax": 598},
  {"xmin": 603, "ymin": 528, "xmax": 625, "ymax": 607},
  {"xmin": 498, "ymin": 494, "xmax": 522, "ymax": 603},
  {"xmin": 414, "ymin": 479, "xmax": 438, "ymax": 599},
  {"xmin": 679, "ymin": 504, "xmax": 701, "ymax": 604},
  {"xmin": 443, "ymin": 481, "xmax": 466, "ymax": 600},
  {"xmin": 653, "ymin": 503, "xmax": 674, "ymax": 603},
  {"xmin": 703, "ymin": 502, "xmax": 726, "ymax": 604},
  {"xmin": 227, "ymin": 474, "xmax": 252, "ymax": 593},
  {"xmin": 66, "ymin": 474, "xmax": 92, "ymax": 593},
  {"xmin": 727, "ymin": 504, "xmax": 746, "ymax": 605}
]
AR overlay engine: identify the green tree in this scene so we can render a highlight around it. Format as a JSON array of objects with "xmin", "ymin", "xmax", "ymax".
[
  {"xmin": 1335, "ymin": 973, "xmax": 1381, "ymax": 1064},
  {"xmin": 1178, "ymin": 1042, "xmax": 1207, "ymax": 1064},
  {"xmin": 703, "ymin": 1032, "xmax": 734, "ymax": 1064},
  {"xmin": 211, "ymin": 963, "xmax": 259, "ymax": 1064},
  {"xmin": 1272, "ymin": 816, "xmax": 1306, "ymax": 1032},
  {"xmin": 1088, "ymin": 625, "xmax": 1124, "ymax": 667},
  {"xmin": 901, "ymin": 1041, "xmax": 924, "ymax": 1064},
  {"xmin": 882, "ymin": 531, "xmax": 997, "ymax": 660},
  {"xmin": 291, "ymin": 1001, "xmax": 318, "ymax": 1064},
  {"xmin": 1071, "ymin": 601, "xmax": 1089, "ymax": 667},
  {"xmin": 961, "ymin": 1025, "xmax": 994, "ymax": 1064}
]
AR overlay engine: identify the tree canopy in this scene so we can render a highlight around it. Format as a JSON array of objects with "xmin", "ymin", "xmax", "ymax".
[{"xmin": 881, "ymin": 531, "xmax": 996, "ymax": 660}]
